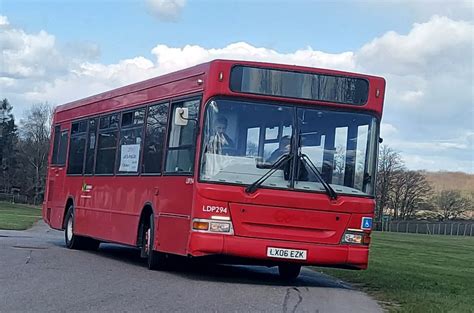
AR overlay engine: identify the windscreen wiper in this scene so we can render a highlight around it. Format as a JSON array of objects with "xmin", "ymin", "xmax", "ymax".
[
  {"xmin": 299, "ymin": 153, "xmax": 338, "ymax": 200},
  {"xmin": 245, "ymin": 154, "xmax": 293, "ymax": 194}
]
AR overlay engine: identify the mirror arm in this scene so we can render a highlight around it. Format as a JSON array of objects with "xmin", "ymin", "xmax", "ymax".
[{"xmin": 179, "ymin": 111, "xmax": 198, "ymax": 124}]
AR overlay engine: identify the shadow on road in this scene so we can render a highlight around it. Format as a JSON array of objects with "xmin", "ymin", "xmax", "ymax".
[{"xmin": 64, "ymin": 242, "xmax": 351, "ymax": 289}]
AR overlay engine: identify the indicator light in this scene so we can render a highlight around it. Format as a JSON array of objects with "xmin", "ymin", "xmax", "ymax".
[
  {"xmin": 192, "ymin": 221, "xmax": 209, "ymax": 231},
  {"xmin": 363, "ymin": 233, "xmax": 371, "ymax": 245}
]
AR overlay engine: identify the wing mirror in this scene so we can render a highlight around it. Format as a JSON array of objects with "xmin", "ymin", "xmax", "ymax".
[{"xmin": 174, "ymin": 107, "xmax": 189, "ymax": 126}]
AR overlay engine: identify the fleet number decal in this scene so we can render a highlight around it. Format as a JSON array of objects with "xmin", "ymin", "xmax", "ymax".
[{"xmin": 202, "ymin": 205, "xmax": 228, "ymax": 214}]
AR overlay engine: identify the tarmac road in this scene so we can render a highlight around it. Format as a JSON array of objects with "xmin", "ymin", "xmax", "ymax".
[{"xmin": 0, "ymin": 221, "xmax": 382, "ymax": 313}]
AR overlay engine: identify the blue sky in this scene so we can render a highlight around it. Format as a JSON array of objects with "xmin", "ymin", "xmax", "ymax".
[{"xmin": 1, "ymin": 0, "xmax": 473, "ymax": 173}]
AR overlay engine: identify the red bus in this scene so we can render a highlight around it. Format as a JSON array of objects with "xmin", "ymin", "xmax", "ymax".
[{"xmin": 43, "ymin": 59, "xmax": 385, "ymax": 279}]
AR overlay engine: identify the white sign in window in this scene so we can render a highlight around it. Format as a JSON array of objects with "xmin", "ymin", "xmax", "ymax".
[{"xmin": 119, "ymin": 144, "xmax": 140, "ymax": 172}]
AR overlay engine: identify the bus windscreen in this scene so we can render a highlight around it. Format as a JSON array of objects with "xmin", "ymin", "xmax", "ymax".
[{"xmin": 230, "ymin": 66, "xmax": 369, "ymax": 105}]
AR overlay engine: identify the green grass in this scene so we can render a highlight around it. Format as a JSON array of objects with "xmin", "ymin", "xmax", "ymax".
[
  {"xmin": 316, "ymin": 232, "xmax": 474, "ymax": 313},
  {"xmin": 0, "ymin": 201, "xmax": 42, "ymax": 230}
]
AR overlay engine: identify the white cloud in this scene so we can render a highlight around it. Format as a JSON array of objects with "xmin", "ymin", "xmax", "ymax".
[
  {"xmin": 0, "ymin": 15, "xmax": 9, "ymax": 26},
  {"xmin": 399, "ymin": 90, "xmax": 424, "ymax": 104},
  {"xmin": 403, "ymin": 153, "xmax": 473, "ymax": 174},
  {"xmin": 2, "ymin": 36, "xmax": 355, "ymax": 109},
  {"xmin": 22, "ymin": 57, "xmax": 158, "ymax": 105},
  {"xmin": 398, "ymin": 0, "xmax": 473, "ymax": 22},
  {"xmin": 145, "ymin": 0, "xmax": 186, "ymax": 22},
  {"xmin": 151, "ymin": 42, "xmax": 355, "ymax": 73},
  {"xmin": 357, "ymin": 16, "xmax": 472, "ymax": 76},
  {"xmin": 353, "ymin": 16, "xmax": 473, "ymax": 173},
  {"xmin": 380, "ymin": 123, "xmax": 398, "ymax": 138},
  {"xmin": 0, "ymin": 27, "xmax": 68, "ymax": 79},
  {"xmin": 383, "ymin": 130, "xmax": 473, "ymax": 173},
  {"xmin": 25, "ymin": 42, "xmax": 354, "ymax": 108},
  {"xmin": 389, "ymin": 140, "xmax": 469, "ymax": 153}
]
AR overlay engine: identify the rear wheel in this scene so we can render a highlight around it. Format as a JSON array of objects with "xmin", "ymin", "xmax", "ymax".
[
  {"xmin": 278, "ymin": 264, "xmax": 301, "ymax": 280},
  {"xmin": 64, "ymin": 205, "xmax": 100, "ymax": 250},
  {"xmin": 143, "ymin": 214, "xmax": 167, "ymax": 270}
]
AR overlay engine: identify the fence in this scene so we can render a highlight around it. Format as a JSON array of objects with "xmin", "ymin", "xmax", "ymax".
[
  {"xmin": 376, "ymin": 221, "xmax": 474, "ymax": 236},
  {"xmin": 0, "ymin": 193, "xmax": 35, "ymax": 205}
]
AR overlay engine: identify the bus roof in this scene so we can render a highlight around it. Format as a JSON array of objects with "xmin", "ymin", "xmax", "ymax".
[
  {"xmin": 54, "ymin": 59, "xmax": 385, "ymax": 120},
  {"xmin": 54, "ymin": 61, "xmax": 212, "ymax": 115}
]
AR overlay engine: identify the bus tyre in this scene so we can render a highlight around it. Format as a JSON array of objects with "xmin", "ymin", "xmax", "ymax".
[
  {"xmin": 145, "ymin": 214, "xmax": 167, "ymax": 270},
  {"xmin": 278, "ymin": 264, "xmax": 301, "ymax": 280},
  {"xmin": 64, "ymin": 206, "xmax": 100, "ymax": 250}
]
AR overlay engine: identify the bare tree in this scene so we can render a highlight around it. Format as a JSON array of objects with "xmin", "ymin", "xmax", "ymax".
[
  {"xmin": 434, "ymin": 190, "xmax": 473, "ymax": 220},
  {"xmin": 390, "ymin": 170, "xmax": 432, "ymax": 219},
  {"xmin": 375, "ymin": 145, "xmax": 404, "ymax": 226},
  {"xmin": 18, "ymin": 103, "xmax": 52, "ymax": 204}
]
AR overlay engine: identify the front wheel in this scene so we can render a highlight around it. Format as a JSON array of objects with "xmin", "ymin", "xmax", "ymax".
[
  {"xmin": 278, "ymin": 264, "xmax": 301, "ymax": 280},
  {"xmin": 64, "ymin": 206, "xmax": 100, "ymax": 250},
  {"xmin": 143, "ymin": 214, "xmax": 168, "ymax": 270}
]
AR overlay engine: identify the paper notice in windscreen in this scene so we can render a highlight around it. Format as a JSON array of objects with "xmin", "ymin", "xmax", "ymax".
[{"xmin": 119, "ymin": 144, "xmax": 140, "ymax": 172}]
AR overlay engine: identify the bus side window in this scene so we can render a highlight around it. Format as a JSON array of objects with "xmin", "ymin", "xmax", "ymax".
[
  {"xmin": 51, "ymin": 125, "xmax": 61, "ymax": 165},
  {"xmin": 116, "ymin": 108, "xmax": 145, "ymax": 174},
  {"xmin": 67, "ymin": 120, "xmax": 87, "ymax": 175},
  {"xmin": 165, "ymin": 98, "xmax": 199, "ymax": 174},
  {"xmin": 143, "ymin": 102, "xmax": 169, "ymax": 174},
  {"xmin": 95, "ymin": 114, "xmax": 119, "ymax": 175},
  {"xmin": 55, "ymin": 130, "xmax": 69, "ymax": 166}
]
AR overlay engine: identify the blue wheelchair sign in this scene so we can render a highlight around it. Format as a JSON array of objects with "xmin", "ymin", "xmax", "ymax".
[{"xmin": 361, "ymin": 217, "xmax": 373, "ymax": 230}]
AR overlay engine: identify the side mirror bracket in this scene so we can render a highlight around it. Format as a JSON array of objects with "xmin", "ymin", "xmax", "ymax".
[{"xmin": 174, "ymin": 107, "xmax": 189, "ymax": 126}]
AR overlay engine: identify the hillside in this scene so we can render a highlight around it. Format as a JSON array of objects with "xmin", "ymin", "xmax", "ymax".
[{"xmin": 422, "ymin": 171, "xmax": 474, "ymax": 194}]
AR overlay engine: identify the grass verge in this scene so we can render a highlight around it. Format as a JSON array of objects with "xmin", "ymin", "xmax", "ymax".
[
  {"xmin": 0, "ymin": 201, "xmax": 42, "ymax": 230},
  {"xmin": 316, "ymin": 232, "xmax": 474, "ymax": 313}
]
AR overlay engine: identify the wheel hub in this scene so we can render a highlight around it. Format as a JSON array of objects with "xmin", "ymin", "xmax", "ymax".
[
  {"xmin": 145, "ymin": 228, "xmax": 151, "ymax": 255},
  {"xmin": 67, "ymin": 216, "xmax": 73, "ymax": 242}
]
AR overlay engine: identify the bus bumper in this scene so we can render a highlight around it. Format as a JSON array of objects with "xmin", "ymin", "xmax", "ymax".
[{"xmin": 187, "ymin": 232, "xmax": 369, "ymax": 269}]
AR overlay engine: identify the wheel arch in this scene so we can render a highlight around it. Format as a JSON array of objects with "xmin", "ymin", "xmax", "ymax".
[
  {"xmin": 136, "ymin": 202, "xmax": 156, "ymax": 247},
  {"xmin": 62, "ymin": 196, "xmax": 75, "ymax": 230}
]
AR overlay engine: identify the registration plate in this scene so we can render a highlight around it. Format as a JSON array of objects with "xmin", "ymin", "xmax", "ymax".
[{"xmin": 266, "ymin": 247, "xmax": 307, "ymax": 260}]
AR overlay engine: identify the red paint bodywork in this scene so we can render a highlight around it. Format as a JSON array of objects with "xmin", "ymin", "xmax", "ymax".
[{"xmin": 43, "ymin": 59, "xmax": 385, "ymax": 269}]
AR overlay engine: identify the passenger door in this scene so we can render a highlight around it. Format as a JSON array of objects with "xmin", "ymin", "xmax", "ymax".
[
  {"xmin": 156, "ymin": 97, "xmax": 200, "ymax": 255},
  {"xmin": 46, "ymin": 125, "xmax": 69, "ymax": 229}
]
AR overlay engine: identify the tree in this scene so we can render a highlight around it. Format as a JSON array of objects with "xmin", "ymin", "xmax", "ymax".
[
  {"xmin": 389, "ymin": 170, "xmax": 432, "ymax": 219},
  {"xmin": 17, "ymin": 103, "xmax": 52, "ymax": 204},
  {"xmin": 375, "ymin": 145, "xmax": 404, "ymax": 226},
  {"xmin": 0, "ymin": 98, "xmax": 18, "ymax": 193},
  {"xmin": 434, "ymin": 190, "xmax": 473, "ymax": 220}
]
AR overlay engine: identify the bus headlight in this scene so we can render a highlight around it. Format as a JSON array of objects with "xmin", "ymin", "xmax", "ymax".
[
  {"xmin": 341, "ymin": 230, "xmax": 370, "ymax": 245},
  {"xmin": 192, "ymin": 218, "xmax": 234, "ymax": 235},
  {"xmin": 210, "ymin": 221, "xmax": 231, "ymax": 233},
  {"xmin": 343, "ymin": 233, "xmax": 363, "ymax": 244}
]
